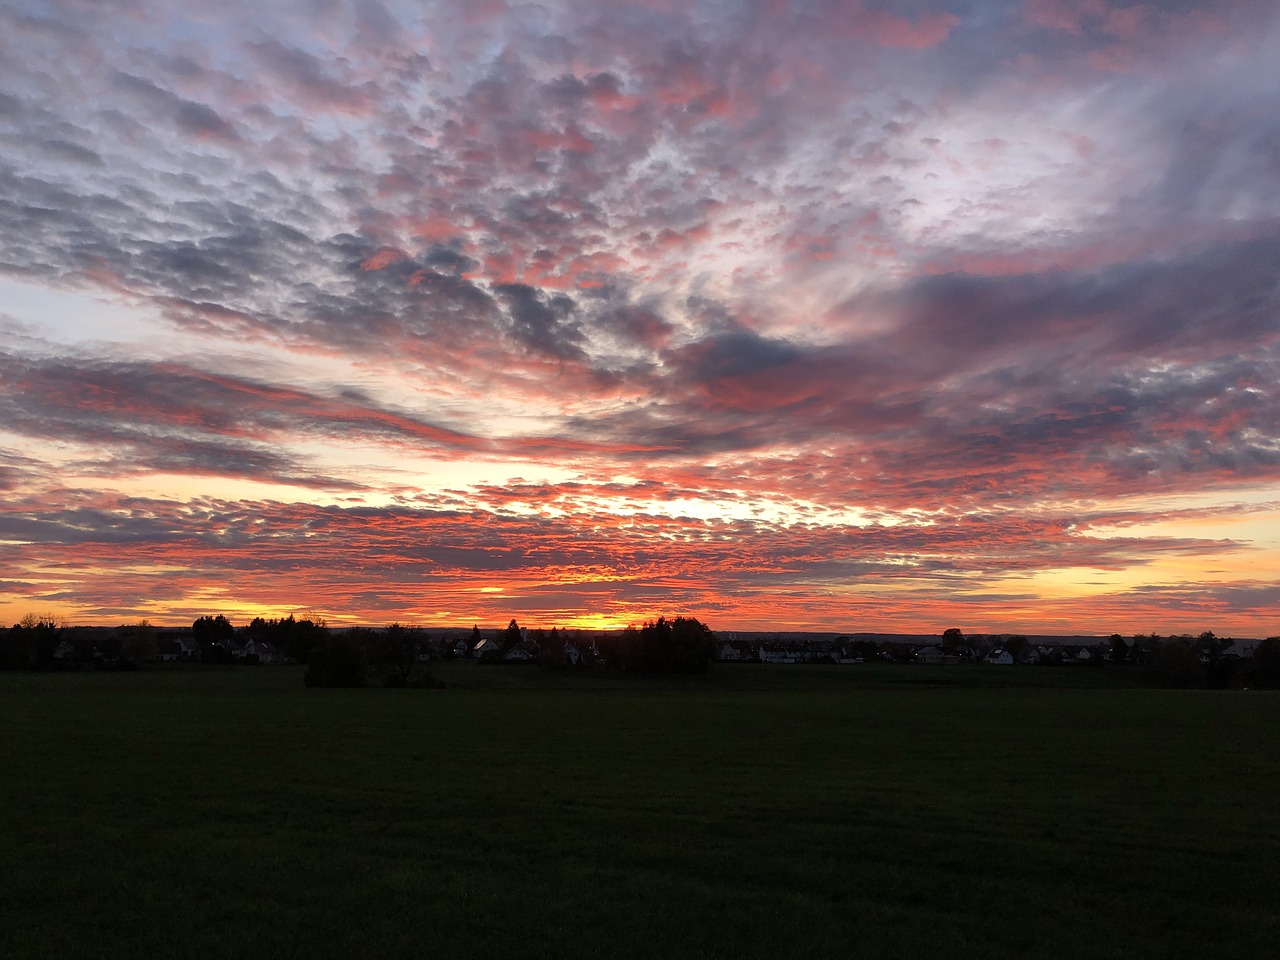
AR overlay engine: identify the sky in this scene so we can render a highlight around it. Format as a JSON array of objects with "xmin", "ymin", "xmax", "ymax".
[{"xmin": 1, "ymin": 0, "xmax": 1279, "ymax": 636}]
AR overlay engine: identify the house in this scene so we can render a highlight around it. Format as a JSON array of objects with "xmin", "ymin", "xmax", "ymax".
[
  {"xmin": 984, "ymin": 648, "xmax": 1014, "ymax": 665},
  {"xmin": 562, "ymin": 642, "xmax": 582, "ymax": 666},
  {"xmin": 916, "ymin": 646, "xmax": 961, "ymax": 665},
  {"xmin": 759, "ymin": 642, "xmax": 799, "ymax": 663},
  {"xmin": 503, "ymin": 645, "xmax": 532, "ymax": 662},
  {"xmin": 471, "ymin": 637, "xmax": 501, "ymax": 660},
  {"xmin": 452, "ymin": 639, "xmax": 471, "ymax": 659},
  {"xmin": 1221, "ymin": 641, "xmax": 1256, "ymax": 660},
  {"xmin": 243, "ymin": 639, "xmax": 288, "ymax": 664},
  {"xmin": 716, "ymin": 640, "xmax": 754, "ymax": 662}
]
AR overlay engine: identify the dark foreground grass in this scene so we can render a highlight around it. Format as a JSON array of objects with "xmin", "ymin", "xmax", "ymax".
[{"xmin": 1, "ymin": 664, "xmax": 1277, "ymax": 959}]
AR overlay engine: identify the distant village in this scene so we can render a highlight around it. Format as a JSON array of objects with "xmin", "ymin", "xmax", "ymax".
[{"xmin": 3, "ymin": 613, "xmax": 1275, "ymax": 688}]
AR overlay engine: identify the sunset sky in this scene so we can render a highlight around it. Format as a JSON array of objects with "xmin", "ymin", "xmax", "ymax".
[{"xmin": 2, "ymin": 0, "xmax": 1279, "ymax": 635}]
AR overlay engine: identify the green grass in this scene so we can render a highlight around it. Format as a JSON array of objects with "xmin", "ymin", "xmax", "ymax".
[{"xmin": 1, "ymin": 664, "xmax": 1277, "ymax": 959}]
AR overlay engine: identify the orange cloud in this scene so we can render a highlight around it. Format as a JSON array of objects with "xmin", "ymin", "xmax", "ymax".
[{"xmin": 359, "ymin": 247, "xmax": 408, "ymax": 271}]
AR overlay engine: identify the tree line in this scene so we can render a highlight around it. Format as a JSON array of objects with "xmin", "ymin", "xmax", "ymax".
[{"xmin": 5, "ymin": 613, "xmax": 1277, "ymax": 690}]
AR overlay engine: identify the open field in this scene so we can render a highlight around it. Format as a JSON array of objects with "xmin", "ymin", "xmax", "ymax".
[{"xmin": 1, "ymin": 664, "xmax": 1277, "ymax": 959}]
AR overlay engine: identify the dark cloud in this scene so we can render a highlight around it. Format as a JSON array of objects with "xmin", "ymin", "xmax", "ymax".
[
  {"xmin": 494, "ymin": 283, "xmax": 588, "ymax": 360},
  {"xmin": 665, "ymin": 322, "xmax": 804, "ymax": 383},
  {"xmin": 39, "ymin": 138, "xmax": 103, "ymax": 166},
  {"xmin": 0, "ymin": 449, "xmax": 42, "ymax": 491}
]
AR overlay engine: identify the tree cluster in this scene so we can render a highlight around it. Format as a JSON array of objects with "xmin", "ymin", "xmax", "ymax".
[
  {"xmin": 243, "ymin": 614, "xmax": 327, "ymax": 663},
  {"xmin": 304, "ymin": 623, "xmax": 443, "ymax": 688},
  {"xmin": 617, "ymin": 616, "xmax": 716, "ymax": 674},
  {"xmin": 0, "ymin": 615, "xmax": 150, "ymax": 671},
  {"xmin": 0, "ymin": 614, "xmax": 64, "ymax": 670},
  {"xmin": 1106, "ymin": 631, "xmax": 1280, "ymax": 689}
]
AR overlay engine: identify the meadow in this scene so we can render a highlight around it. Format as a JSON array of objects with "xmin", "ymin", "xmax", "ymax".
[{"xmin": 1, "ymin": 663, "xmax": 1277, "ymax": 959}]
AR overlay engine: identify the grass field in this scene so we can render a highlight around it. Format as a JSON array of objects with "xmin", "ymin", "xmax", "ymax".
[{"xmin": 1, "ymin": 663, "xmax": 1277, "ymax": 959}]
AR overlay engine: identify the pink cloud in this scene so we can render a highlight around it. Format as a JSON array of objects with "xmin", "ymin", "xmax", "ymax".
[
  {"xmin": 1024, "ymin": 0, "xmax": 1110, "ymax": 34},
  {"xmin": 863, "ymin": 8, "xmax": 961, "ymax": 50},
  {"xmin": 818, "ymin": 1, "xmax": 960, "ymax": 49}
]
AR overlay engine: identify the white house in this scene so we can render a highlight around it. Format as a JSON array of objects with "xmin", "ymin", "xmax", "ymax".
[
  {"xmin": 984, "ymin": 649, "xmax": 1014, "ymax": 665},
  {"xmin": 759, "ymin": 642, "xmax": 798, "ymax": 663},
  {"xmin": 716, "ymin": 641, "xmax": 754, "ymax": 661},
  {"xmin": 243, "ymin": 639, "xmax": 288, "ymax": 663}
]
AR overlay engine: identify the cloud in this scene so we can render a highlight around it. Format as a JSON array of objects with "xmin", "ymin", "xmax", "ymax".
[
  {"xmin": 1, "ymin": 0, "xmax": 1278, "ymax": 631},
  {"xmin": 0, "ymin": 485, "xmax": 1258, "ymax": 631},
  {"xmin": 247, "ymin": 38, "xmax": 376, "ymax": 115},
  {"xmin": 111, "ymin": 72, "xmax": 240, "ymax": 142}
]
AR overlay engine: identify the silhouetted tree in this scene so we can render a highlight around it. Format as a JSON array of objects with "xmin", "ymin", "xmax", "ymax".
[
  {"xmin": 367, "ymin": 623, "xmax": 424, "ymax": 686},
  {"xmin": 1196, "ymin": 631, "xmax": 1236, "ymax": 688},
  {"xmin": 502, "ymin": 618, "xmax": 523, "ymax": 649},
  {"xmin": 1247, "ymin": 638, "xmax": 1280, "ymax": 688},
  {"xmin": 941, "ymin": 627, "xmax": 965, "ymax": 652},
  {"xmin": 304, "ymin": 633, "xmax": 366, "ymax": 688},
  {"xmin": 1005, "ymin": 635, "xmax": 1029, "ymax": 661},
  {"xmin": 849, "ymin": 639, "xmax": 880, "ymax": 661},
  {"xmin": 620, "ymin": 616, "xmax": 715, "ymax": 673},
  {"xmin": 193, "ymin": 615, "xmax": 233, "ymax": 661},
  {"xmin": 2, "ymin": 613, "xmax": 63, "ymax": 669},
  {"xmin": 193, "ymin": 615, "xmax": 234, "ymax": 643},
  {"xmin": 1109, "ymin": 634, "xmax": 1130, "ymax": 663},
  {"xmin": 1155, "ymin": 638, "xmax": 1204, "ymax": 688},
  {"xmin": 119, "ymin": 620, "xmax": 157, "ymax": 664},
  {"xmin": 244, "ymin": 614, "xmax": 327, "ymax": 663}
]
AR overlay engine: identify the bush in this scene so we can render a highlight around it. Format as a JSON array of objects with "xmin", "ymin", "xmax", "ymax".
[
  {"xmin": 1153, "ymin": 639, "xmax": 1204, "ymax": 688},
  {"xmin": 304, "ymin": 635, "xmax": 366, "ymax": 688},
  {"xmin": 1246, "ymin": 638, "xmax": 1280, "ymax": 688}
]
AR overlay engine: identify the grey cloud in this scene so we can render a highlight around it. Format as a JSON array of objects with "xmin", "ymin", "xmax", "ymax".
[
  {"xmin": 666, "ymin": 323, "xmax": 804, "ymax": 382},
  {"xmin": 111, "ymin": 72, "xmax": 239, "ymax": 142},
  {"xmin": 40, "ymin": 138, "xmax": 103, "ymax": 166},
  {"xmin": 0, "ymin": 350, "xmax": 488, "ymax": 451},
  {"xmin": 0, "ymin": 449, "xmax": 43, "ymax": 491},
  {"xmin": 174, "ymin": 100, "xmax": 238, "ymax": 140},
  {"xmin": 248, "ymin": 38, "xmax": 374, "ymax": 112},
  {"xmin": 0, "ymin": 351, "xmax": 494, "ymax": 489},
  {"xmin": 867, "ymin": 229, "xmax": 1280, "ymax": 378}
]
